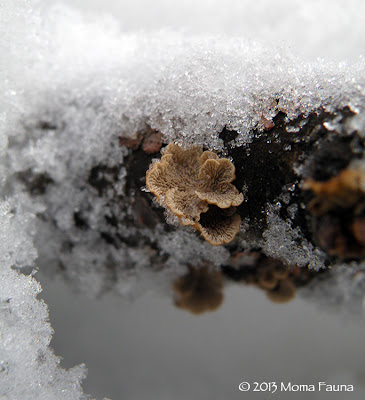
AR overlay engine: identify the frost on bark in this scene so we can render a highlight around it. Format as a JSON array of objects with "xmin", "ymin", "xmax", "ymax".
[{"xmin": 10, "ymin": 105, "xmax": 365, "ymax": 312}]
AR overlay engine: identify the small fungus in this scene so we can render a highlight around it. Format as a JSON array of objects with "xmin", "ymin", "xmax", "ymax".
[
  {"xmin": 303, "ymin": 167, "xmax": 365, "ymax": 215},
  {"xmin": 223, "ymin": 251, "xmax": 307, "ymax": 304},
  {"xmin": 142, "ymin": 131, "xmax": 163, "ymax": 154},
  {"xmin": 173, "ymin": 267, "xmax": 224, "ymax": 315},
  {"xmin": 119, "ymin": 127, "xmax": 162, "ymax": 154},
  {"xmin": 303, "ymin": 166, "xmax": 365, "ymax": 258},
  {"xmin": 146, "ymin": 143, "xmax": 243, "ymax": 245},
  {"xmin": 266, "ymin": 279, "xmax": 296, "ymax": 304}
]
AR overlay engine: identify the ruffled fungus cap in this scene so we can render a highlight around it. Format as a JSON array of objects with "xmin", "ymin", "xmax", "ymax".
[{"xmin": 146, "ymin": 143, "xmax": 244, "ymax": 245}]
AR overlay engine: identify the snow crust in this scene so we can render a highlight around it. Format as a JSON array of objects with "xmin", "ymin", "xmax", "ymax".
[
  {"xmin": 0, "ymin": 200, "xmax": 87, "ymax": 399},
  {"xmin": 1, "ymin": 0, "xmax": 365, "ymax": 398}
]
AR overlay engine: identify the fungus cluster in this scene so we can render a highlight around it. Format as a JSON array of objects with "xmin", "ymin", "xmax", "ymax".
[
  {"xmin": 223, "ymin": 251, "xmax": 321, "ymax": 304},
  {"xmin": 250, "ymin": 259, "xmax": 296, "ymax": 303},
  {"xmin": 146, "ymin": 143, "xmax": 243, "ymax": 245}
]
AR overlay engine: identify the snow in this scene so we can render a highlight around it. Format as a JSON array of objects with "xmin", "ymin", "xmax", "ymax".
[
  {"xmin": 0, "ymin": 201, "xmax": 87, "ymax": 399},
  {"xmin": 300, "ymin": 262, "xmax": 365, "ymax": 316},
  {"xmin": 262, "ymin": 203, "xmax": 327, "ymax": 270},
  {"xmin": 1, "ymin": 0, "xmax": 365, "ymax": 398}
]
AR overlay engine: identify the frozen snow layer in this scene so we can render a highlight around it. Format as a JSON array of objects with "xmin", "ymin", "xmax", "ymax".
[
  {"xmin": 62, "ymin": 0, "xmax": 365, "ymax": 60},
  {"xmin": 0, "ymin": 201, "xmax": 87, "ymax": 399},
  {"xmin": 2, "ymin": 1, "xmax": 365, "ymax": 157}
]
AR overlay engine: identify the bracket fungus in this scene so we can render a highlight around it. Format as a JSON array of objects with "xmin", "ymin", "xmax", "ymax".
[{"xmin": 146, "ymin": 143, "xmax": 243, "ymax": 245}]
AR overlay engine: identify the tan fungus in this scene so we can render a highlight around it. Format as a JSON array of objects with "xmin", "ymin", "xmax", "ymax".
[
  {"xmin": 303, "ymin": 167, "xmax": 365, "ymax": 258},
  {"xmin": 146, "ymin": 143, "xmax": 244, "ymax": 245},
  {"xmin": 266, "ymin": 279, "xmax": 296, "ymax": 304},
  {"xmin": 303, "ymin": 167, "xmax": 365, "ymax": 215},
  {"xmin": 173, "ymin": 267, "xmax": 224, "ymax": 315}
]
